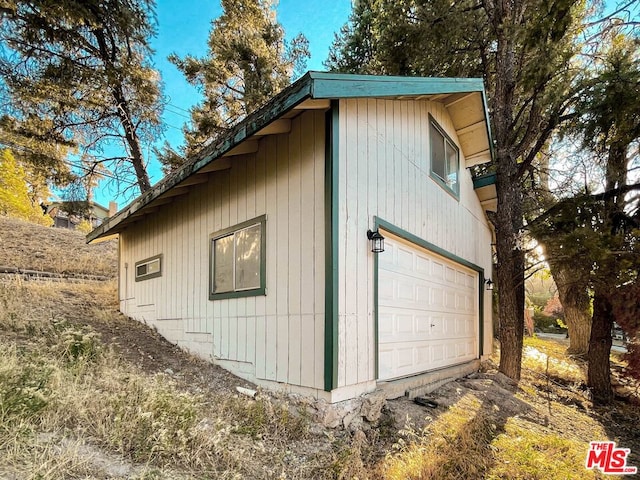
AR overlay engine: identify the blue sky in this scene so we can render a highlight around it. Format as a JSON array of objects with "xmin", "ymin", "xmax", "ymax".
[{"xmin": 94, "ymin": 0, "xmax": 352, "ymax": 207}]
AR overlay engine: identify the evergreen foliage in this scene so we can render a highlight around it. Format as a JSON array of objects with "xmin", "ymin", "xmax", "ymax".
[
  {"xmin": 530, "ymin": 35, "xmax": 640, "ymax": 401},
  {"xmin": 327, "ymin": 0, "xmax": 589, "ymax": 381},
  {"xmin": 160, "ymin": 0, "xmax": 309, "ymax": 172},
  {"xmin": 0, "ymin": 0, "xmax": 163, "ymax": 194}
]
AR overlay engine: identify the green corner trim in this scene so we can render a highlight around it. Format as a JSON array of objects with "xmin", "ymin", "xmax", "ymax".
[
  {"xmin": 373, "ymin": 217, "xmax": 485, "ymax": 370},
  {"xmin": 324, "ymin": 101, "xmax": 340, "ymax": 392}
]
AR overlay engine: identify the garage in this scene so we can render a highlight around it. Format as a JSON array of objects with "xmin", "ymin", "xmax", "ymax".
[{"xmin": 377, "ymin": 233, "xmax": 479, "ymax": 381}]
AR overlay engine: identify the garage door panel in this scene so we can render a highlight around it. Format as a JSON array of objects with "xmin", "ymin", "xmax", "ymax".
[
  {"xmin": 397, "ymin": 280, "xmax": 415, "ymax": 302},
  {"xmin": 416, "ymin": 255, "xmax": 430, "ymax": 275},
  {"xmin": 378, "ymin": 235, "xmax": 479, "ymax": 381},
  {"xmin": 379, "ymin": 338, "xmax": 476, "ymax": 379},
  {"xmin": 415, "ymin": 314, "xmax": 431, "ymax": 334},
  {"xmin": 379, "ymin": 279, "xmax": 395, "ymax": 302},
  {"xmin": 378, "ymin": 312, "xmax": 394, "ymax": 336},
  {"xmin": 431, "ymin": 261, "xmax": 445, "ymax": 281},
  {"xmin": 397, "ymin": 247, "xmax": 414, "ymax": 269}
]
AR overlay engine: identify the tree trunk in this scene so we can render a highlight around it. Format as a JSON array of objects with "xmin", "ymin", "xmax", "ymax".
[
  {"xmin": 112, "ymin": 85, "xmax": 152, "ymax": 194},
  {"xmin": 488, "ymin": 0, "xmax": 526, "ymax": 381},
  {"xmin": 92, "ymin": 25, "xmax": 152, "ymax": 195},
  {"xmin": 587, "ymin": 140, "xmax": 628, "ymax": 405},
  {"xmin": 547, "ymin": 258, "xmax": 591, "ymax": 357},
  {"xmin": 495, "ymin": 178, "xmax": 525, "ymax": 380},
  {"xmin": 587, "ymin": 290, "xmax": 614, "ymax": 405}
]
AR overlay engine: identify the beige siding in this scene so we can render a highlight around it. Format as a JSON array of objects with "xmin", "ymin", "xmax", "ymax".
[
  {"xmin": 336, "ymin": 98, "xmax": 493, "ymax": 388},
  {"xmin": 119, "ymin": 110, "xmax": 326, "ymax": 391}
]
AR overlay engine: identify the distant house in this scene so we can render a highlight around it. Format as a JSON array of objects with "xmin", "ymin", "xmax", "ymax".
[
  {"xmin": 48, "ymin": 201, "xmax": 117, "ymax": 230},
  {"xmin": 88, "ymin": 72, "xmax": 497, "ymax": 403}
]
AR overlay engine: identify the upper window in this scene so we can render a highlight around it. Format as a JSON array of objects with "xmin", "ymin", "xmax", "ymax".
[
  {"xmin": 135, "ymin": 254, "xmax": 162, "ymax": 282},
  {"xmin": 210, "ymin": 215, "xmax": 266, "ymax": 300},
  {"xmin": 429, "ymin": 117, "xmax": 460, "ymax": 197}
]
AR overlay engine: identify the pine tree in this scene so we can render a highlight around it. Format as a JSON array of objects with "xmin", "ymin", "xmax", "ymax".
[
  {"xmin": 162, "ymin": 0, "xmax": 309, "ymax": 171},
  {"xmin": 0, "ymin": 0, "xmax": 163, "ymax": 194},
  {"xmin": 327, "ymin": 0, "xmax": 587, "ymax": 381},
  {"xmin": 531, "ymin": 35, "xmax": 640, "ymax": 403}
]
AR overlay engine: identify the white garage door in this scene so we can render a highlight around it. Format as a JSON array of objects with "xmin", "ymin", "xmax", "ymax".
[{"xmin": 378, "ymin": 234, "xmax": 479, "ymax": 381}]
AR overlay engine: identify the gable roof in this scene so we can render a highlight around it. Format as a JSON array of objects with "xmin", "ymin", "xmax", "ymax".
[{"xmin": 88, "ymin": 71, "xmax": 494, "ymax": 243}]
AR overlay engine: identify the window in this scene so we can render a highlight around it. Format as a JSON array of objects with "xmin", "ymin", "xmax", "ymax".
[
  {"xmin": 135, "ymin": 254, "xmax": 162, "ymax": 282},
  {"xmin": 210, "ymin": 215, "xmax": 266, "ymax": 300},
  {"xmin": 429, "ymin": 117, "xmax": 459, "ymax": 196}
]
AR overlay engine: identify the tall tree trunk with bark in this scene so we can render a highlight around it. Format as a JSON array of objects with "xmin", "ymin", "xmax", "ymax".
[
  {"xmin": 489, "ymin": 0, "xmax": 526, "ymax": 381},
  {"xmin": 548, "ymin": 259, "xmax": 591, "ymax": 356},
  {"xmin": 587, "ymin": 141, "xmax": 628, "ymax": 403},
  {"xmin": 112, "ymin": 85, "xmax": 152, "ymax": 193},
  {"xmin": 587, "ymin": 290, "xmax": 614, "ymax": 404}
]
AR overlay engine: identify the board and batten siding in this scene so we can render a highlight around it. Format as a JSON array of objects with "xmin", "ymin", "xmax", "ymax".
[
  {"xmin": 336, "ymin": 98, "xmax": 494, "ymax": 390},
  {"xmin": 118, "ymin": 109, "xmax": 326, "ymax": 393}
]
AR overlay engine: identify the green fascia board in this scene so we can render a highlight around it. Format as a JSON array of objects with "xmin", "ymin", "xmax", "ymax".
[
  {"xmin": 307, "ymin": 72, "xmax": 495, "ymax": 164},
  {"xmin": 88, "ymin": 71, "xmax": 495, "ymax": 243},
  {"xmin": 307, "ymin": 71, "xmax": 486, "ymax": 98},
  {"xmin": 473, "ymin": 173, "xmax": 497, "ymax": 189}
]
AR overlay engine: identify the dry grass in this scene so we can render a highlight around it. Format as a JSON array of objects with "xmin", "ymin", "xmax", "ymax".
[
  {"xmin": 1, "ymin": 217, "xmax": 639, "ymax": 479},
  {"xmin": 0, "ymin": 278, "xmax": 340, "ymax": 479},
  {"xmin": 377, "ymin": 335, "xmax": 639, "ymax": 480},
  {"xmin": 0, "ymin": 215, "xmax": 117, "ymax": 277}
]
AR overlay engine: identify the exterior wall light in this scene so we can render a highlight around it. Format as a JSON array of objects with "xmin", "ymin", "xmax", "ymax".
[
  {"xmin": 367, "ymin": 229, "xmax": 385, "ymax": 253},
  {"xmin": 485, "ymin": 279, "xmax": 494, "ymax": 291}
]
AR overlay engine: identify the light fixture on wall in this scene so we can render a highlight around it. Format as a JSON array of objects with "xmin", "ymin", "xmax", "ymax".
[
  {"xmin": 485, "ymin": 279, "xmax": 494, "ymax": 291},
  {"xmin": 367, "ymin": 229, "xmax": 385, "ymax": 253}
]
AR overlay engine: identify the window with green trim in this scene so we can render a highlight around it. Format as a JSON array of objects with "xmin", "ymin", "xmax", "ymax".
[
  {"xmin": 210, "ymin": 215, "xmax": 266, "ymax": 300},
  {"xmin": 135, "ymin": 254, "xmax": 162, "ymax": 282},
  {"xmin": 429, "ymin": 116, "xmax": 459, "ymax": 197}
]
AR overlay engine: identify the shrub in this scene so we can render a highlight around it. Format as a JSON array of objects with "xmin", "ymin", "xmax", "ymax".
[{"xmin": 0, "ymin": 346, "xmax": 50, "ymax": 424}]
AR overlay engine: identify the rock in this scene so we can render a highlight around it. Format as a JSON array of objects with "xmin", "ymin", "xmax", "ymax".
[
  {"xmin": 322, "ymin": 407, "xmax": 342, "ymax": 429},
  {"xmin": 342, "ymin": 408, "xmax": 360, "ymax": 429},
  {"xmin": 361, "ymin": 392, "xmax": 386, "ymax": 422}
]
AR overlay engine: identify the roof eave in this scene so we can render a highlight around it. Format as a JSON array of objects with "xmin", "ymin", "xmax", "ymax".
[
  {"xmin": 87, "ymin": 73, "xmax": 316, "ymax": 243},
  {"xmin": 88, "ymin": 72, "xmax": 495, "ymax": 243}
]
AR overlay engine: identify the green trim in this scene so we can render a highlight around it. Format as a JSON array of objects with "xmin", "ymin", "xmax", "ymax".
[
  {"xmin": 309, "ymin": 72, "xmax": 486, "ymax": 99},
  {"xmin": 478, "ymin": 274, "xmax": 485, "ymax": 357},
  {"xmin": 373, "ymin": 217, "xmax": 485, "ymax": 372},
  {"xmin": 324, "ymin": 101, "xmax": 340, "ymax": 392},
  {"xmin": 473, "ymin": 173, "xmax": 497, "ymax": 189},
  {"xmin": 376, "ymin": 218, "xmax": 483, "ymax": 273},
  {"xmin": 373, "ymin": 235, "xmax": 380, "ymax": 379},
  {"xmin": 134, "ymin": 254, "xmax": 162, "ymax": 282},
  {"xmin": 87, "ymin": 75, "xmax": 315, "ymax": 243},
  {"xmin": 428, "ymin": 114, "xmax": 460, "ymax": 200},
  {"xmin": 209, "ymin": 215, "xmax": 267, "ymax": 301}
]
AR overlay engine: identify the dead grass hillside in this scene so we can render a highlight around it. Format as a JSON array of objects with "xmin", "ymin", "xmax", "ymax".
[
  {"xmin": 0, "ymin": 216, "xmax": 639, "ymax": 479},
  {"xmin": 0, "ymin": 215, "xmax": 117, "ymax": 277}
]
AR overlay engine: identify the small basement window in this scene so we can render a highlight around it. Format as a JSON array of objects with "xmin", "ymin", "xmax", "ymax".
[
  {"xmin": 135, "ymin": 254, "xmax": 162, "ymax": 282},
  {"xmin": 210, "ymin": 215, "xmax": 266, "ymax": 300},
  {"xmin": 429, "ymin": 116, "xmax": 460, "ymax": 197}
]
